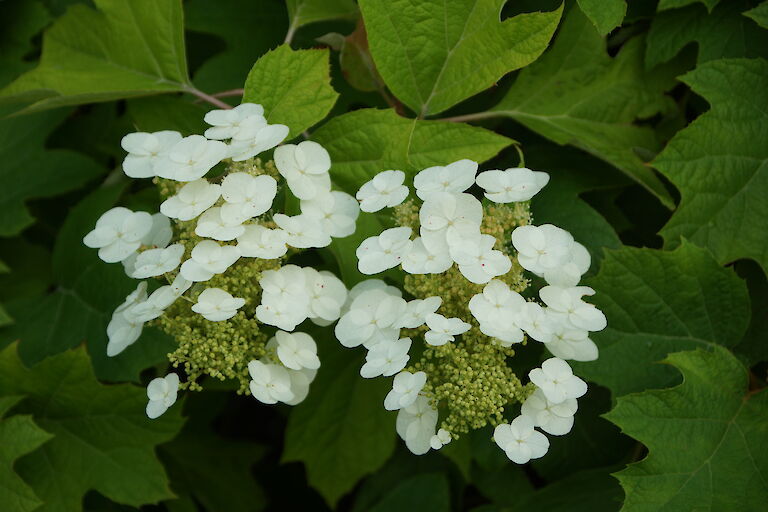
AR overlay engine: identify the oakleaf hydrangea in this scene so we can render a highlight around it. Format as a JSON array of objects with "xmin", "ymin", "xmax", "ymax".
[
  {"xmin": 330, "ymin": 159, "xmax": 606, "ymax": 462},
  {"xmin": 84, "ymin": 103, "xmax": 357, "ymax": 418}
]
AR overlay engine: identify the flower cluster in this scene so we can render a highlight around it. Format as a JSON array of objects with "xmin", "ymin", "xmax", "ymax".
[
  {"xmin": 83, "ymin": 103, "xmax": 357, "ymax": 418},
  {"xmin": 336, "ymin": 159, "xmax": 606, "ymax": 461}
]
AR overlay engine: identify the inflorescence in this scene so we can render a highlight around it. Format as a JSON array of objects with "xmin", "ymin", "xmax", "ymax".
[{"xmin": 84, "ymin": 102, "xmax": 607, "ymax": 464}]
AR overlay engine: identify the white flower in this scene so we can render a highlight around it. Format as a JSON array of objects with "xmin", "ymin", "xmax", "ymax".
[
  {"xmin": 256, "ymin": 266, "xmax": 311, "ymax": 330},
  {"xmin": 274, "ymin": 141, "xmax": 332, "ymax": 199},
  {"xmin": 237, "ymin": 225, "xmax": 288, "ymax": 259},
  {"xmin": 220, "ymin": 173, "xmax": 277, "ymax": 224},
  {"xmin": 424, "ymin": 313, "xmax": 471, "ymax": 346},
  {"xmin": 255, "ymin": 299, "xmax": 308, "ymax": 332},
  {"xmin": 121, "ymin": 130, "xmax": 182, "ymax": 178},
  {"xmin": 396, "ymin": 395, "xmax": 438, "ymax": 455},
  {"xmin": 414, "ymin": 159, "xmax": 477, "ymax": 200},
  {"xmin": 228, "ymin": 116, "xmax": 289, "ymax": 161},
  {"xmin": 360, "ymin": 337, "xmax": 411, "ymax": 378},
  {"xmin": 516, "ymin": 302, "xmax": 555, "ymax": 343},
  {"xmin": 468, "ymin": 280, "xmax": 525, "ymax": 345},
  {"xmin": 430, "ymin": 428, "xmax": 452, "ymax": 450},
  {"xmin": 131, "ymin": 244, "xmax": 185, "ymax": 279},
  {"xmin": 401, "ymin": 238, "xmax": 452, "ymax": 274},
  {"xmin": 545, "ymin": 321, "xmax": 598, "ymax": 362},
  {"xmin": 511, "ymin": 224, "xmax": 574, "ymax": 276},
  {"xmin": 155, "ymin": 135, "xmax": 228, "ymax": 182},
  {"xmin": 273, "ymin": 213, "xmax": 331, "ymax": 248},
  {"xmin": 300, "ymin": 190, "xmax": 359, "ymax": 238},
  {"xmin": 356, "ymin": 170, "xmax": 409, "ymax": 212},
  {"xmin": 106, "ymin": 282, "xmax": 148, "ymax": 356},
  {"xmin": 204, "ymin": 103, "xmax": 264, "ymax": 140},
  {"xmin": 528, "ymin": 357, "xmax": 588, "ymax": 404},
  {"xmin": 521, "ymin": 388, "xmax": 577, "ymax": 436},
  {"xmin": 283, "ymin": 367, "xmax": 318, "ymax": 405},
  {"xmin": 475, "ymin": 168, "xmax": 549, "ymax": 203},
  {"xmin": 539, "ymin": 286, "xmax": 607, "ymax": 332},
  {"xmin": 357, "ymin": 227, "xmax": 412, "ymax": 275},
  {"xmin": 448, "ymin": 232, "xmax": 512, "ymax": 284},
  {"xmin": 274, "ymin": 330, "xmax": 320, "ymax": 370},
  {"xmin": 304, "ymin": 269, "xmax": 348, "ymax": 323},
  {"xmin": 259, "ymin": 265, "xmax": 310, "ymax": 303},
  {"xmin": 191, "ymin": 287, "xmax": 245, "ymax": 321},
  {"xmin": 248, "ymin": 360, "xmax": 295, "ymax": 404},
  {"xmin": 335, "ymin": 289, "xmax": 406, "ymax": 348},
  {"xmin": 143, "ymin": 213, "xmax": 173, "ymax": 248},
  {"xmin": 195, "ymin": 207, "xmax": 245, "ymax": 241},
  {"xmin": 83, "ymin": 207, "xmax": 153, "ymax": 263},
  {"xmin": 160, "ymin": 179, "xmax": 221, "ymax": 221},
  {"xmin": 398, "ymin": 296, "xmax": 442, "ymax": 329},
  {"xmin": 384, "ymin": 371, "xmax": 427, "ymax": 411},
  {"xmin": 494, "ymin": 416, "xmax": 549, "ymax": 464},
  {"xmin": 419, "ymin": 192, "xmax": 482, "ymax": 243},
  {"xmin": 543, "ymin": 242, "xmax": 591, "ymax": 287},
  {"xmin": 146, "ymin": 373, "xmax": 180, "ymax": 419},
  {"xmin": 179, "ymin": 240, "xmax": 240, "ymax": 282}
]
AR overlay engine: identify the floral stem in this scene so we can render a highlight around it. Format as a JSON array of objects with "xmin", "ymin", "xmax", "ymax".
[
  {"xmin": 211, "ymin": 88, "xmax": 244, "ymax": 99},
  {"xmin": 184, "ymin": 86, "xmax": 233, "ymax": 109}
]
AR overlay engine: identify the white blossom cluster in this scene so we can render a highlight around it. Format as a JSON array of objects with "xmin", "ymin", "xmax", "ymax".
[
  {"xmin": 83, "ymin": 103, "xmax": 357, "ymax": 418},
  {"xmin": 341, "ymin": 159, "xmax": 606, "ymax": 461},
  {"xmin": 333, "ymin": 279, "xmax": 458, "ymax": 454}
]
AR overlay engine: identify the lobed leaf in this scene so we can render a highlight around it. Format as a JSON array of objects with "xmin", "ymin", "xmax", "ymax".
[
  {"xmin": 0, "ymin": 0, "xmax": 190, "ymax": 114},
  {"xmin": 0, "ymin": 344, "xmax": 184, "ymax": 512},
  {"xmin": 655, "ymin": 58, "xmax": 768, "ymax": 273},
  {"xmin": 606, "ymin": 346, "xmax": 768, "ymax": 511},
  {"xmin": 0, "ymin": 396, "xmax": 53, "ymax": 512},
  {"xmin": 575, "ymin": 242, "xmax": 750, "ymax": 397},
  {"xmin": 359, "ymin": 0, "xmax": 562, "ymax": 116},
  {"xmin": 490, "ymin": 7, "xmax": 679, "ymax": 207}
]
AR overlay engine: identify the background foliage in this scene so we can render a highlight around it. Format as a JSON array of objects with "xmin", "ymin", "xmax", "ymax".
[{"xmin": 0, "ymin": 0, "xmax": 766, "ymax": 510}]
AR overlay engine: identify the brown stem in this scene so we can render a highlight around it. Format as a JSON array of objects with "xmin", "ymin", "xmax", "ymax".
[
  {"xmin": 211, "ymin": 88, "xmax": 244, "ymax": 99},
  {"xmin": 184, "ymin": 86, "xmax": 233, "ymax": 109}
]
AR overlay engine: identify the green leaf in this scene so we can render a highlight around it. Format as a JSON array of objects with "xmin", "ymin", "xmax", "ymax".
[
  {"xmin": 0, "ymin": 185, "xmax": 175, "ymax": 382},
  {"xmin": 745, "ymin": 1, "xmax": 768, "ymax": 28},
  {"xmin": 490, "ymin": 7, "xmax": 678, "ymax": 208},
  {"xmin": 655, "ymin": 58, "xmax": 768, "ymax": 273},
  {"xmin": 512, "ymin": 467, "xmax": 624, "ymax": 512},
  {"xmin": 733, "ymin": 261, "xmax": 768, "ymax": 365},
  {"xmin": 606, "ymin": 346, "xmax": 768, "ymax": 511},
  {"xmin": 0, "ymin": 344, "xmax": 184, "ymax": 512},
  {"xmin": 0, "ymin": 1, "xmax": 51, "ymax": 88},
  {"xmin": 531, "ymin": 386, "xmax": 632, "ymax": 481},
  {"xmin": 577, "ymin": 0, "xmax": 627, "ymax": 35},
  {"xmin": 127, "ymin": 96, "xmax": 208, "ymax": 135},
  {"xmin": 657, "ymin": 0, "xmax": 719, "ymax": 11},
  {"xmin": 286, "ymin": 0, "xmax": 358, "ymax": 31},
  {"xmin": 0, "ymin": 109, "xmax": 104, "ymax": 236},
  {"xmin": 0, "ymin": 396, "xmax": 53, "ymax": 512},
  {"xmin": 283, "ymin": 342, "xmax": 396, "ymax": 506},
  {"xmin": 529, "ymin": 147, "xmax": 626, "ymax": 265},
  {"xmin": 367, "ymin": 473, "xmax": 450, "ymax": 512},
  {"xmin": 160, "ymin": 424, "xmax": 266, "ymax": 512},
  {"xmin": 576, "ymin": 242, "xmax": 750, "ymax": 397},
  {"xmin": 185, "ymin": 0, "xmax": 287, "ymax": 93},
  {"xmin": 0, "ymin": 0, "xmax": 190, "ymax": 113},
  {"xmin": 359, "ymin": 0, "xmax": 562, "ymax": 116},
  {"xmin": 243, "ymin": 44, "xmax": 339, "ymax": 139},
  {"xmin": 646, "ymin": 1, "xmax": 768, "ymax": 68},
  {"xmin": 312, "ymin": 108, "xmax": 513, "ymax": 193}
]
